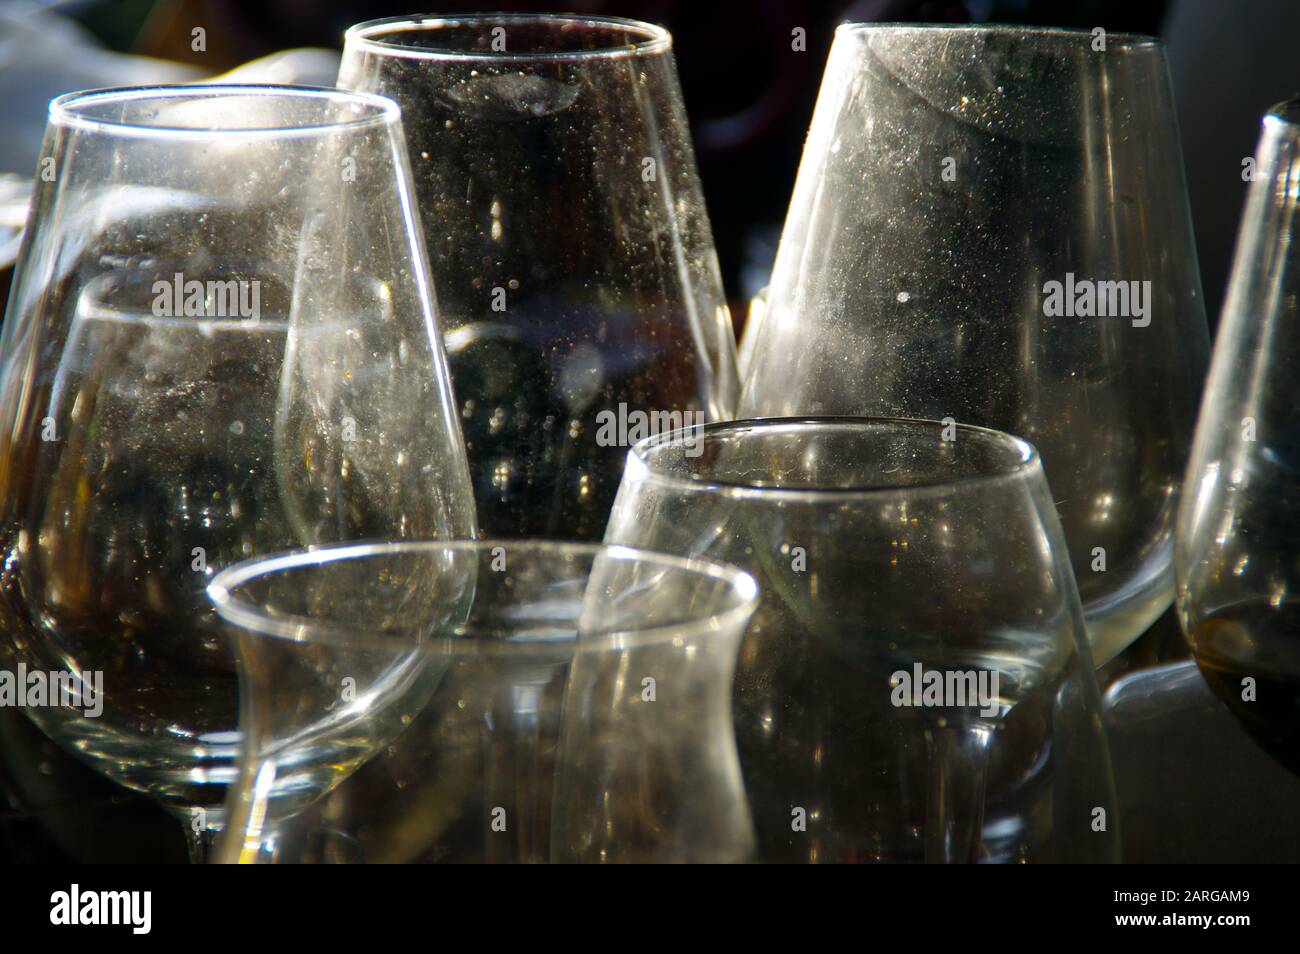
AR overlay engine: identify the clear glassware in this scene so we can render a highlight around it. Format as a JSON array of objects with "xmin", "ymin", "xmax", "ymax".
[
  {"xmin": 738, "ymin": 25, "xmax": 1210, "ymax": 664},
  {"xmin": 338, "ymin": 14, "xmax": 739, "ymax": 541},
  {"xmin": 736, "ymin": 285, "xmax": 768, "ymax": 384},
  {"xmin": 1176, "ymin": 99, "xmax": 1300, "ymax": 775},
  {"xmin": 606, "ymin": 417, "xmax": 1119, "ymax": 862},
  {"xmin": 210, "ymin": 540, "xmax": 758, "ymax": 863},
  {"xmin": 0, "ymin": 85, "xmax": 476, "ymax": 858}
]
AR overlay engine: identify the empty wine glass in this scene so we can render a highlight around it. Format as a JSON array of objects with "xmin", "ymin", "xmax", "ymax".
[
  {"xmin": 210, "ymin": 540, "xmax": 758, "ymax": 863},
  {"xmin": 338, "ymin": 14, "xmax": 740, "ymax": 540},
  {"xmin": 1177, "ymin": 99, "xmax": 1300, "ymax": 774},
  {"xmin": 739, "ymin": 25, "xmax": 1210, "ymax": 664},
  {"xmin": 0, "ymin": 85, "xmax": 476, "ymax": 859},
  {"xmin": 606, "ymin": 417, "xmax": 1119, "ymax": 862}
]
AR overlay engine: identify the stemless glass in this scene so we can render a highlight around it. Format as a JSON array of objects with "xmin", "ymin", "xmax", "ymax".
[
  {"xmin": 210, "ymin": 540, "xmax": 758, "ymax": 864},
  {"xmin": 0, "ymin": 85, "xmax": 476, "ymax": 858},
  {"xmin": 339, "ymin": 14, "xmax": 739, "ymax": 540},
  {"xmin": 1177, "ymin": 99, "xmax": 1300, "ymax": 775},
  {"xmin": 739, "ymin": 25, "xmax": 1210, "ymax": 664},
  {"xmin": 606, "ymin": 418, "xmax": 1119, "ymax": 862}
]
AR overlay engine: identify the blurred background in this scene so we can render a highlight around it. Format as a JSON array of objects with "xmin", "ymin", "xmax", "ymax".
[{"xmin": 1, "ymin": 0, "xmax": 1298, "ymax": 863}]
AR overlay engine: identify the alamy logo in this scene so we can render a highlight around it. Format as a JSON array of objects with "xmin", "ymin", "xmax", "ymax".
[
  {"xmin": 1041, "ymin": 272, "xmax": 1151, "ymax": 327},
  {"xmin": 594, "ymin": 404, "xmax": 706, "ymax": 457},
  {"xmin": 152, "ymin": 272, "xmax": 261, "ymax": 320},
  {"xmin": 50, "ymin": 885, "xmax": 151, "ymax": 934},
  {"xmin": 890, "ymin": 663, "xmax": 1001, "ymax": 718},
  {"xmin": 0, "ymin": 664, "xmax": 102, "ymax": 717}
]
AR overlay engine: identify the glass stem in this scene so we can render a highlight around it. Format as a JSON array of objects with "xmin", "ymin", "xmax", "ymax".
[
  {"xmin": 184, "ymin": 823, "xmax": 221, "ymax": 865},
  {"xmin": 924, "ymin": 724, "xmax": 992, "ymax": 863}
]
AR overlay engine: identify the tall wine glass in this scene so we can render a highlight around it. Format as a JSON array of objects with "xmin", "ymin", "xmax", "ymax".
[
  {"xmin": 607, "ymin": 418, "xmax": 1119, "ymax": 862},
  {"xmin": 211, "ymin": 540, "xmax": 758, "ymax": 863},
  {"xmin": 738, "ymin": 25, "xmax": 1210, "ymax": 664},
  {"xmin": 1177, "ymin": 99, "xmax": 1300, "ymax": 774},
  {"xmin": 338, "ymin": 14, "xmax": 739, "ymax": 540},
  {"xmin": 0, "ymin": 85, "xmax": 476, "ymax": 859}
]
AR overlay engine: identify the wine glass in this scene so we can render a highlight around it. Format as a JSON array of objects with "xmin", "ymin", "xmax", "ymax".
[
  {"xmin": 1177, "ymin": 98, "xmax": 1300, "ymax": 774},
  {"xmin": 338, "ymin": 14, "xmax": 740, "ymax": 540},
  {"xmin": 606, "ymin": 417, "xmax": 1119, "ymax": 862},
  {"xmin": 738, "ymin": 25, "xmax": 1210, "ymax": 664},
  {"xmin": 0, "ymin": 85, "xmax": 476, "ymax": 860},
  {"xmin": 210, "ymin": 540, "xmax": 758, "ymax": 863}
]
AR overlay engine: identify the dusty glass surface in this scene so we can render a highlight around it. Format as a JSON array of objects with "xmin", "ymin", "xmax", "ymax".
[
  {"xmin": 340, "ymin": 14, "xmax": 739, "ymax": 540},
  {"xmin": 740, "ymin": 26, "xmax": 1210, "ymax": 663}
]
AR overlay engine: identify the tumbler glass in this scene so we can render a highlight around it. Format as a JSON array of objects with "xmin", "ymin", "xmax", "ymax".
[
  {"xmin": 0, "ymin": 85, "xmax": 476, "ymax": 858},
  {"xmin": 1177, "ymin": 98, "xmax": 1300, "ymax": 775},
  {"xmin": 212, "ymin": 540, "xmax": 758, "ymax": 863},
  {"xmin": 339, "ymin": 14, "xmax": 740, "ymax": 540},
  {"xmin": 607, "ymin": 417, "xmax": 1119, "ymax": 862},
  {"xmin": 739, "ymin": 25, "xmax": 1210, "ymax": 663}
]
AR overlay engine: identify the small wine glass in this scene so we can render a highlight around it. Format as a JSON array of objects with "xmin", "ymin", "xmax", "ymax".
[
  {"xmin": 1177, "ymin": 98, "xmax": 1300, "ymax": 774},
  {"xmin": 338, "ymin": 14, "xmax": 740, "ymax": 540},
  {"xmin": 210, "ymin": 540, "xmax": 759, "ymax": 863},
  {"xmin": 739, "ymin": 25, "xmax": 1211, "ymax": 664},
  {"xmin": 606, "ymin": 417, "xmax": 1119, "ymax": 862},
  {"xmin": 0, "ymin": 85, "xmax": 476, "ymax": 860}
]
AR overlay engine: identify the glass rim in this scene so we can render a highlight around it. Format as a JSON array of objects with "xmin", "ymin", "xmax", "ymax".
[
  {"xmin": 1266, "ymin": 97, "xmax": 1300, "ymax": 127},
  {"xmin": 48, "ymin": 84, "xmax": 402, "ymax": 140},
  {"xmin": 835, "ymin": 22, "xmax": 1163, "ymax": 49},
  {"xmin": 343, "ymin": 13, "xmax": 673, "ymax": 62},
  {"xmin": 626, "ymin": 416, "xmax": 1042, "ymax": 501},
  {"xmin": 207, "ymin": 539, "xmax": 759, "ymax": 651}
]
